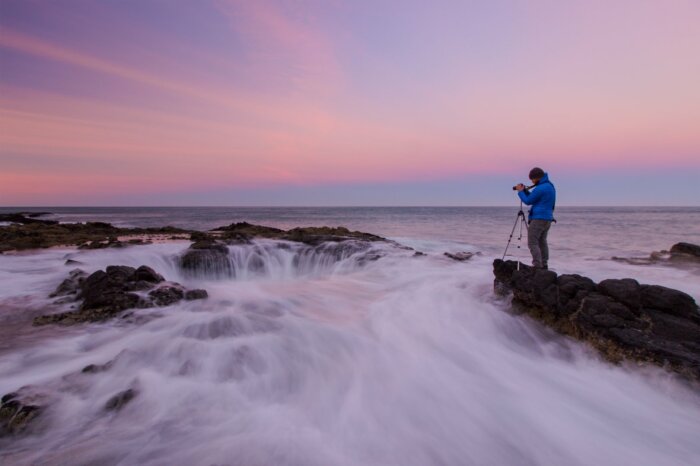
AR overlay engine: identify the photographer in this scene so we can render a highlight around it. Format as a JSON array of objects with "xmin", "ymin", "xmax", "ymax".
[{"xmin": 515, "ymin": 167, "xmax": 556, "ymax": 269}]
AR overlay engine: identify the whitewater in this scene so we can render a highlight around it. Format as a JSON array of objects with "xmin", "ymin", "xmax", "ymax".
[{"xmin": 1, "ymin": 207, "xmax": 700, "ymax": 465}]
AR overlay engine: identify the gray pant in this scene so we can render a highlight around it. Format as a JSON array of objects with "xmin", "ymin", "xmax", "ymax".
[{"xmin": 528, "ymin": 219, "xmax": 551, "ymax": 268}]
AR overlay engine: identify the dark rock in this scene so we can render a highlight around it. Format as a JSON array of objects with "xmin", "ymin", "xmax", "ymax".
[
  {"xmin": 49, "ymin": 269, "xmax": 88, "ymax": 298},
  {"xmin": 612, "ymin": 242, "xmax": 700, "ymax": 267},
  {"xmin": 185, "ymin": 289, "xmax": 208, "ymax": 300},
  {"xmin": 64, "ymin": 259, "xmax": 84, "ymax": 266},
  {"xmin": 211, "ymin": 222, "xmax": 386, "ymax": 245},
  {"xmin": 493, "ymin": 259, "xmax": 700, "ymax": 381},
  {"xmin": 180, "ymin": 240, "xmax": 232, "ymax": 277},
  {"xmin": 0, "ymin": 389, "xmax": 46, "ymax": 436},
  {"xmin": 34, "ymin": 264, "xmax": 208, "ymax": 325},
  {"xmin": 133, "ymin": 265, "xmax": 164, "ymax": 283},
  {"xmin": 82, "ymin": 361, "xmax": 113, "ymax": 374},
  {"xmin": 598, "ymin": 279, "xmax": 641, "ymax": 313},
  {"xmin": 670, "ymin": 242, "xmax": 700, "ymax": 258},
  {"xmin": 104, "ymin": 389, "xmax": 136, "ymax": 411},
  {"xmin": 149, "ymin": 286, "xmax": 185, "ymax": 306},
  {"xmin": 1, "ymin": 393, "xmax": 18, "ymax": 404},
  {"xmin": 283, "ymin": 226, "xmax": 384, "ymax": 245},
  {"xmin": 0, "ymin": 220, "xmax": 190, "ymax": 252},
  {"xmin": 0, "ymin": 212, "xmax": 57, "ymax": 225},
  {"xmin": 190, "ymin": 231, "xmax": 212, "ymax": 242},
  {"xmin": 444, "ymin": 252, "xmax": 475, "ymax": 261},
  {"xmin": 214, "ymin": 222, "xmax": 284, "ymax": 239},
  {"xmin": 640, "ymin": 285, "xmax": 699, "ymax": 322},
  {"xmin": 413, "ymin": 251, "xmax": 426, "ymax": 257}
]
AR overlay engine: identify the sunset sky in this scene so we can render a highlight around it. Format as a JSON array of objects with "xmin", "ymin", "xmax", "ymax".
[{"xmin": 1, "ymin": 0, "xmax": 699, "ymax": 206}]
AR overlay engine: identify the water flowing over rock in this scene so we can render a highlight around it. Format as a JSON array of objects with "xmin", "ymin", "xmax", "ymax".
[
  {"xmin": 444, "ymin": 251, "xmax": 479, "ymax": 261},
  {"xmin": 0, "ymin": 388, "xmax": 48, "ymax": 437},
  {"xmin": 179, "ymin": 223, "xmax": 388, "ymax": 279},
  {"xmin": 493, "ymin": 259, "xmax": 700, "ymax": 381},
  {"xmin": 179, "ymin": 239, "xmax": 384, "ymax": 279},
  {"xmin": 34, "ymin": 265, "xmax": 207, "ymax": 325}
]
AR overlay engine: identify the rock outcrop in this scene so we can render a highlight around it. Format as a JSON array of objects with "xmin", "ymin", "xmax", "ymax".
[
  {"xmin": 669, "ymin": 242, "xmax": 700, "ymax": 261},
  {"xmin": 34, "ymin": 265, "xmax": 208, "ymax": 325},
  {"xmin": 0, "ymin": 212, "xmax": 57, "ymax": 226},
  {"xmin": 212, "ymin": 222, "xmax": 386, "ymax": 245},
  {"xmin": 0, "ymin": 220, "xmax": 189, "ymax": 253},
  {"xmin": 612, "ymin": 242, "xmax": 700, "ymax": 266},
  {"xmin": 493, "ymin": 259, "xmax": 700, "ymax": 381}
]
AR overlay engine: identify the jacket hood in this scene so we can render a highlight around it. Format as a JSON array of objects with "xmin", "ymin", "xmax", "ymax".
[{"xmin": 536, "ymin": 173, "xmax": 550, "ymax": 184}]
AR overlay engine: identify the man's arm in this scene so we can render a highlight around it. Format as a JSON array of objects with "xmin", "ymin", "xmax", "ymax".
[{"xmin": 518, "ymin": 187, "xmax": 544, "ymax": 205}]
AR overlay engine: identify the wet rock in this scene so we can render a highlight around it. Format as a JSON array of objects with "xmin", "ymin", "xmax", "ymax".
[
  {"xmin": 0, "ymin": 212, "xmax": 57, "ymax": 225},
  {"xmin": 185, "ymin": 289, "xmax": 208, "ymax": 300},
  {"xmin": 0, "ymin": 388, "xmax": 47, "ymax": 436},
  {"xmin": 49, "ymin": 269, "xmax": 88, "ymax": 298},
  {"xmin": 0, "ymin": 220, "xmax": 190, "ymax": 252},
  {"xmin": 493, "ymin": 259, "xmax": 700, "ymax": 381},
  {"xmin": 670, "ymin": 242, "xmax": 700, "ymax": 258},
  {"xmin": 148, "ymin": 286, "xmax": 185, "ymax": 306},
  {"xmin": 82, "ymin": 361, "xmax": 113, "ymax": 374},
  {"xmin": 104, "ymin": 389, "xmax": 137, "ymax": 411},
  {"xmin": 598, "ymin": 279, "xmax": 641, "ymax": 312},
  {"xmin": 180, "ymin": 240, "xmax": 232, "ymax": 276},
  {"xmin": 444, "ymin": 252, "xmax": 476, "ymax": 261},
  {"xmin": 35, "ymin": 265, "xmax": 208, "ymax": 325},
  {"xmin": 64, "ymin": 259, "xmax": 84, "ymax": 266},
  {"xmin": 212, "ymin": 222, "xmax": 386, "ymax": 245},
  {"xmin": 190, "ymin": 231, "xmax": 213, "ymax": 242},
  {"xmin": 133, "ymin": 265, "xmax": 164, "ymax": 284},
  {"xmin": 283, "ymin": 226, "xmax": 385, "ymax": 245},
  {"xmin": 612, "ymin": 242, "xmax": 700, "ymax": 266}
]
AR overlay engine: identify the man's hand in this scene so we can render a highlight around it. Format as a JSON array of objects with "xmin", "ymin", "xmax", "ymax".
[{"xmin": 515, "ymin": 183, "xmax": 525, "ymax": 192}]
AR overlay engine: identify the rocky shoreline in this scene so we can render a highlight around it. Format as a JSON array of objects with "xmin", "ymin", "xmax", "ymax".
[
  {"xmin": 493, "ymin": 258, "xmax": 700, "ymax": 382},
  {"xmin": 2, "ymin": 211, "xmax": 699, "ymax": 440}
]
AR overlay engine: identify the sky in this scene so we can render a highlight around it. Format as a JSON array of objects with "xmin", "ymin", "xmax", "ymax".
[{"xmin": 1, "ymin": 0, "xmax": 699, "ymax": 206}]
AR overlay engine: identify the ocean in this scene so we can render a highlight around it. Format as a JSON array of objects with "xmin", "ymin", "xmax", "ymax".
[{"xmin": 1, "ymin": 206, "xmax": 699, "ymax": 465}]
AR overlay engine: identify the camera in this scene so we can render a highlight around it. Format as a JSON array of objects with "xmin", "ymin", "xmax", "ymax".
[{"xmin": 513, "ymin": 183, "xmax": 534, "ymax": 191}]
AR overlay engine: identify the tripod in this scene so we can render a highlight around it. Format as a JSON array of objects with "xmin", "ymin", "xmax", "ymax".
[{"xmin": 502, "ymin": 201, "xmax": 528, "ymax": 270}]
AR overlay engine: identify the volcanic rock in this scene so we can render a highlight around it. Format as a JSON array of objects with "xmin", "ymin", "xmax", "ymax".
[
  {"xmin": 104, "ymin": 389, "xmax": 137, "ymax": 412},
  {"xmin": 35, "ymin": 265, "xmax": 207, "ymax": 325},
  {"xmin": 0, "ymin": 212, "xmax": 57, "ymax": 225},
  {"xmin": 0, "ymin": 388, "xmax": 47, "ymax": 437},
  {"xmin": 179, "ymin": 240, "xmax": 232, "ymax": 276},
  {"xmin": 669, "ymin": 242, "xmax": 700, "ymax": 261},
  {"xmin": 493, "ymin": 259, "xmax": 700, "ymax": 381},
  {"xmin": 0, "ymin": 220, "xmax": 189, "ymax": 252},
  {"xmin": 444, "ymin": 252, "xmax": 477, "ymax": 261}
]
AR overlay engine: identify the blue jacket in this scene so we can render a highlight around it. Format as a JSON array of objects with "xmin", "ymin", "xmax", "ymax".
[{"xmin": 518, "ymin": 173, "xmax": 556, "ymax": 221}]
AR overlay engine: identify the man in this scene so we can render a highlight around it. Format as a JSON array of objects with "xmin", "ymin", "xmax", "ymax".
[{"xmin": 515, "ymin": 167, "xmax": 556, "ymax": 269}]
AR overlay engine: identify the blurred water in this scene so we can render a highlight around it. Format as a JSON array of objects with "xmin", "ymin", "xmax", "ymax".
[{"xmin": 0, "ymin": 207, "xmax": 699, "ymax": 465}]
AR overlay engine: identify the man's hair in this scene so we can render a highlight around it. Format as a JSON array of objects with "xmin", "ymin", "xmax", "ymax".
[{"xmin": 529, "ymin": 167, "xmax": 545, "ymax": 180}]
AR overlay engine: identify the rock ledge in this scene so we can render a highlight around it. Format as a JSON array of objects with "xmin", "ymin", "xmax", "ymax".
[{"xmin": 493, "ymin": 259, "xmax": 700, "ymax": 381}]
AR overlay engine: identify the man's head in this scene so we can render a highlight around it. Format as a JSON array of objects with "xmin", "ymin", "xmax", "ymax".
[{"xmin": 529, "ymin": 167, "xmax": 545, "ymax": 184}]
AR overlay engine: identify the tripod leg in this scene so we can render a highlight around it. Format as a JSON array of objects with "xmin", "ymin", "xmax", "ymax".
[{"xmin": 502, "ymin": 214, "xmax": 523, "ymax": 260}]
